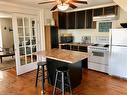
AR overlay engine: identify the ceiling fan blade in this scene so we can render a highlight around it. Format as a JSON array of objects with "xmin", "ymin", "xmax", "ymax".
[
  {"xmin": 38, "ymin": 1, "xmax": 55, "ymax": 4},
  {"xmin": 50, "ymin": 5, "xmax": 57, "ymax": 11},
  {"xmin": 72, "ymin": 1, "xmax": 87, "ymax": 4},
  {"xmin": 68, "ymin": 2, "xmax": 77, "ymax": 9}
]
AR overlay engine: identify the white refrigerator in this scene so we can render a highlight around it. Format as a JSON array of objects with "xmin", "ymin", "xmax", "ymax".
[{"xmin": 109, "ymin": 29, "xmax": 127, "ymax": 78}]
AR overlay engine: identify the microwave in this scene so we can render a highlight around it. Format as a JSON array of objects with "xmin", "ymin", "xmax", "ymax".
[{"xmin": 60, "ymin": 36, "xmax": 74, "ymax": 43}]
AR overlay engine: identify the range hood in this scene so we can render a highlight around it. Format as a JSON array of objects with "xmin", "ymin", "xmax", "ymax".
[
  {"xmin": 93, "ymin": 15, "xmax": 118, "ymax": 21},
  {"xmin": 120, "ymin": 23, "xmax": 127, "ymax": 28}
]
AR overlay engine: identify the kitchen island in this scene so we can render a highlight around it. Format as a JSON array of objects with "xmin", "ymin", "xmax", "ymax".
[{"xmin": 36, "ymin": 48, "xmax": 89, "ymax": 89}]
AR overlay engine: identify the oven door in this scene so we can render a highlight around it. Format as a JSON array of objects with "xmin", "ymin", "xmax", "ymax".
[{"xmin": 88, "ymin": 50, "xmax": 106, "ymax": 64}]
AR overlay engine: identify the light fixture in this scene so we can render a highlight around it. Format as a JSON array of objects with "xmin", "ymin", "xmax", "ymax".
[{"xmin": 57, "ymin": 3, "xmax": 69, "ymax": 11}]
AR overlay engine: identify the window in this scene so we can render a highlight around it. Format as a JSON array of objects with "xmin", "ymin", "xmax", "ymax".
[{"xmin": 99, "ymin": 22, "xmax": 112, "ymax": 32}]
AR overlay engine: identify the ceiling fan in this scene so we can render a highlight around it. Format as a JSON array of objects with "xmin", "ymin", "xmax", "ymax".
[{"xmin": 38, "ymin": 0, "xmax": 88, "ymax": 11}]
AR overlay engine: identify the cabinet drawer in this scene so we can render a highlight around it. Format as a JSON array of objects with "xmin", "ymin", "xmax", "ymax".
[
  {"xmin": 79, "ymin": 46, "xmax": 87, "ymax": 52},
  {"xmin": 61, "ymin": 45, "xmax": 70, "ymax": 50},
  {"xmin": 88, "ymin": 62, "xmax": 108, "ymax": 73}
]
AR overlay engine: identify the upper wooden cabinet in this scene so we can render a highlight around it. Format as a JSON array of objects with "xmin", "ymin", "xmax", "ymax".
[
  {"xmin": 86, "ymin": 9, "xmax": 93, "ymax": 29},
  {"xmin": 104, "ymin": 6, "xmax": 118, "ymax": 15},
  {"xmin": 52, "ymin": 11, "xmax": 67, "ymax": 29},
  {"xmin": 93, "ymin": 8, "xmax": 103, "ymax": 16},
  {"xmin": 59, "ymin": 12, "xmax": 67, "ymax": 29},
  {"xmin": 67, "ymin": 12, "xmax": 76, "ymax": 29},
  {"xmin": 93, "ymin": 5, "xmax": 118, "ymax": 16},
  {"xmin": 52, "ymin": 5, "xmax": 118, "ymax": 29},
  {"xmin": 75, "ymin": 10, "xmax": 85, "ymax": 29}
]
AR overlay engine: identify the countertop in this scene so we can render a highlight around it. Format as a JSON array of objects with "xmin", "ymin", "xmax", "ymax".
[
  {"xmin": 59, "ymin": 42, "xmax": 93, "ymax": 47},
  {"xmin": 35, "ymin": 48, "xmax": 89, "ymax": 64}
]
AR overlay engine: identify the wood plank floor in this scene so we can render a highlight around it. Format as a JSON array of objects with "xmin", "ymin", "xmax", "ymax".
[{"xmin": 0, "ymin": 68, "xmax": 127, "ymax": 95}]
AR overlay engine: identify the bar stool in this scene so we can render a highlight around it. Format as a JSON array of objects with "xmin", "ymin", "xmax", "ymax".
[
  {"xmin": 35, "ymin": 61, "xmax": 47, "ymax": 93},
  {"xmin": 53, "ymin": 66, "xmax": 72, "ymax": 95}
]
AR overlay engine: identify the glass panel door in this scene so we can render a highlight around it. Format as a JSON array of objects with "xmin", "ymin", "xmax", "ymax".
[{"xmin": 13, "ymin": 14, "xmax": 38, "ymax": 75}]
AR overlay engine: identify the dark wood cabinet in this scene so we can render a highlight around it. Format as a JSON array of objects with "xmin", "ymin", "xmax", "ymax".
[
  {"xmin": 52, "ymin": 5, "xmax": 118, "ymax": 29},
  {"xmin": 58, "ymin": 12, "xmax": 67, "ymax": 29},
  {"xmin": 86, "ymin": 9, "xmax": 93, "ymax": 29},
  {"xmin": 45, "ymin": 26, "xmax": 58, "ymax": 50},
  {"xmin": 61, "ymin": 45, "xmax": 70, "ymax": 50},
  {"xmin": 78, "ymin": 46, "xmax": 88, "ymax": 68},
  {"xmin": 93, "ymin": 8, "xmax": 103, "ymax": 16},
  {"xmin": 71, "ymin": 45, "xmax": 78, "ymax": 51},
  {"xmin": 50, "ymin": 26, "xmax": 59, "ymax": 48},
  {"xmin": 93, "ymin": 5, "xmax": 118, "ymax": 16},
  {"xmin": 60, "ymin": 44, "xmax": 88, "ymax": 68},
  {"xmin": 104, "ymin": 6, "xmax": 117, "ymax": 15},
  {"xmin": 52, "ymin": 11, "xmax": 67, "ymax": 29},
  {"xmin": 67, "ymin": 12, "xmax": 76, "ymax": 29},
  {"xmin": 79, "ymin": 46, "xmax": 87, "ymax": 52},
  {"xmin": 76, "ymin": 11, "xmax": 85, "ymax": 29}
]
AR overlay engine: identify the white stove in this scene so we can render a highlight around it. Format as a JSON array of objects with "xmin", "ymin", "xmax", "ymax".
[
  {"xmin": 88, "ymin": 36, "xmax": 109, "ymax": 73},
  {"xmin": 88, "ymin": 44, "xmax": 109, "ymax": 52}
]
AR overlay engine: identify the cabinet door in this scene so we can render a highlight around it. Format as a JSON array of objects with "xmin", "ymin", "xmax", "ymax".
[
  {"xmin": 79, "ymin": 46, "xmax": 87, "ymax": 52},
  {"xmin": 93, "ymin": 8, "xmax": 103, "ymax": 16},
  {"xmin": 86, "ymin": 9, "xmax": 93, "ymax": 29},
  {"xmin": 71, "ymin": 45, "xmax": 78, "ymax": 51},
  {"xmin": 78, "ymin": 46, "xmax": 88, "ymax": 68},
  {"xmin": 61, "ymin": 45, "xmax": 70, "ymax": 50},
  {"xmin": 104, "ymin": 6, "xmax": 116, "ymax": 15},
  {"xmin": 59, "ymin": 12, "xmax": 67, "ymax": 29},
  {"xmin": 76, "ymin": 11, "xmax": 85, "ymax": 29},
  {"xmin": 67, "ymin": 12, "xmax": 76, "ymax": 29},
  {"xmin": 51, "ymin": 26, "xmax": 59, "ymax": 48}
]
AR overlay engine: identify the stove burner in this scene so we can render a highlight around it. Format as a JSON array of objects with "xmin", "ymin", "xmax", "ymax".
[
  {"xmin": 92, "ymin": 44, "xmax": 99, "ymax": 46},
  {"xmin": 104, "ymin": 44, "xmax": 109, "ymax": 47}
]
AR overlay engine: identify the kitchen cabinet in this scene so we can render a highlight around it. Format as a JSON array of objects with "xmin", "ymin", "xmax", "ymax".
[
  {"xmin": 104, "ymin": 6, "xmax": 117, "ymax": 15},
  {"xmin": 52, "ymin": 5, "xmax": 118, "ymax": 29},
  {"xmin": 52, "ymin": 11, "xmax": 67, "ymax": 29},
  {"xmin": 58, "ymin": 12, "xmax": 67, "ymax": 29},
  {"xmin": 75, "ymin": 10, "xmax": 85, "ymax": 29},
  {"xmin": 53, "ymin": 10, "xmax": 95, "ymax": 29},
  {"xmin": 67, "ymin": 12, "xmax": 76, "ymax": 29},
  {"xmin": 93, "ymin": 8, "xmax": 103, "ymax": 16},
  {"xmin": 71, "ymin": 45, "xmax": 78, "ymax": 51},
  {"xmin": 61, "ymin": 44, "xmax": 70, "ymax": 50},
  {"xmin": 93, "ymin": 5, "xmax": 118, "ymax": 16},
  {"xmin": 60, "ymin": 44, "xmax": 88, "ymax": 68},
  {"xmin": 44, "ymin": 26, "xmax": 59, "ymax": 50},
  {"xmin": 79, "ymin": 46, "xmax": 87, "ymax": 52},
  {"xmin": 86, "ymin": 9, "xmax": 93, "ymax": 29},
  {"xmin": 78, "ymin": 46, "xmax": 88, "ymax": 68}
]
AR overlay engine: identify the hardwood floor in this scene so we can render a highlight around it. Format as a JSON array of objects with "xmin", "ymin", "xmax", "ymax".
[{"xmin": 0, "ymin": 68, "xmax": 127, "ymax": 95}]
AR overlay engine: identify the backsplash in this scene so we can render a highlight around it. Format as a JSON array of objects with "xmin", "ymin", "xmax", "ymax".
[{"xmin": 59, "ymin": 28, "xmax": 109, "ymax": 44}]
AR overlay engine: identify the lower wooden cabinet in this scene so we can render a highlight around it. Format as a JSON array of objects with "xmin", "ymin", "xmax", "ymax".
[
  {"xmin": 60, "ymin": 44, "xmax": 88, "ymax": 68},
  {"xmin": 61, "ymin": 45, "xmax": 70, "ymax": 50},
  {"xmin": 71, "ymin": 45, "xmax": 78, "ymax": 51}
]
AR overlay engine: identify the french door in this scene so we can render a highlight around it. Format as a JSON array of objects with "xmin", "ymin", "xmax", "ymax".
[{"xmin": 12, "ymin": 14, "xmax": 39, "ymax": 75}]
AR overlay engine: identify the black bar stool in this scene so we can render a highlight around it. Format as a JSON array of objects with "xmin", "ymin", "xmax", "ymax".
[
  {"xmin": 35, "ymin": 61, "xmax": 47, "ymax": 93},
  {"xmin": 53, "ymin": 66, "xmax": 72, "ymax": 95}
]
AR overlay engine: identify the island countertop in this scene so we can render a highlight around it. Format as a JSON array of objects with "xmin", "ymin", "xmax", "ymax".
[{"xmin": 35, "ymin": 48, "xmax": 89, "ymax": 64}]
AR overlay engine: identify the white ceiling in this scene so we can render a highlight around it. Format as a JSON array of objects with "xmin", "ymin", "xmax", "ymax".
[{"xmin": 0, "ymin": 0, "xmax": 114, "ymax": 10}]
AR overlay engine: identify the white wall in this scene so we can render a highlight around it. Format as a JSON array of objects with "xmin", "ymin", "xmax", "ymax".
[
  {"xmin": 113, "ymin": 8, "xmax": 127, "ymax": 28},
  {"xmin": 0, "ymin": 1, "xmax": 40, "ymax": 15},
  {"xmin": 0, "ymin": 21, "xmax": 2, "ymax": 50},
  {"xmin": 0, "ymin": 18, "xmax": 13, "ymax": 49},
  {"xmin": 113, "ymin": 0, "xmax": 127, "ymax": 13},
  {"xmin": 43, "ymin": 9, "xmax": 53, "ymax": 25}
]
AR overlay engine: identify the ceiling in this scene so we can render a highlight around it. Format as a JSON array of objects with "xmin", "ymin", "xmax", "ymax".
[{"xmin": 0, "ymin": 0, "xmax": 114, "ymax": 10}]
